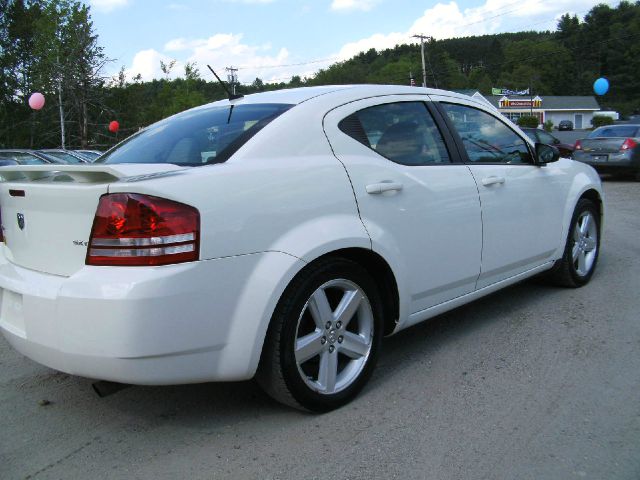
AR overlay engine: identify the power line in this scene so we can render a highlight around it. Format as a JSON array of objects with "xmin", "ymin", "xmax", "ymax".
[
  {"xmin": 235, "ymin": 57, "xmax": 338, "ymax": 70},
  {"xmin": 203, "ymin": 2, "xmax": 628, "ymax": 87},
  {"xmin": 204, "ymin": 0, "xmax": 609, "ymax": 84},
  {"xmin": 381, "ymin": 30, "xmax": 640, "ymax": 88}
]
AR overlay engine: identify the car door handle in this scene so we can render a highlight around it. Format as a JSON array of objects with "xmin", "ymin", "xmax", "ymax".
[
  {"xmin": 365, "ymin": 182, "xmax": 404, "ymax": 194},
  {"xmin": 481, "ymin": 176, "xmax": 505, "ymax": 187}
]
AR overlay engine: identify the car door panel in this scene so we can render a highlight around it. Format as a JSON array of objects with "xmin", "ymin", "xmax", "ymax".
[
  {"xmin": 323, "ymin": 96, "xmax": 482, "ymax": 318},
  {"xmin": 431, "ymin": 96, "xmax": 569, "ymax": 288}
]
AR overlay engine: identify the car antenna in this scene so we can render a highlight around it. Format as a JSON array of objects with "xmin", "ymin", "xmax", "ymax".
[{"xmin": 207, "ymin": 64, "xmax": 243, "ymax": 101}]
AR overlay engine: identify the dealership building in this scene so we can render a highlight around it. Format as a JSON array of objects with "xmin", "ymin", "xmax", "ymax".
[{"xmin": 457, "ymin": 90, "xmax": 602, "ymax": 129}]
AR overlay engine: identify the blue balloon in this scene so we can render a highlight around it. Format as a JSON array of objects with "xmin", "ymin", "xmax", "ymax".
[{"xmin": 594, "ymin": 77, "xmax": 609, "ymax": 95}]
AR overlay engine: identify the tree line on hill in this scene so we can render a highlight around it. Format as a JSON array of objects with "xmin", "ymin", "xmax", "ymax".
[{"xmin": 1, "ymin": 0, "xmax": 639, "ymax": 149}]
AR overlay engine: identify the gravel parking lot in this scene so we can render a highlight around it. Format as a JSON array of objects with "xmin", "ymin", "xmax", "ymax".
[{"xmin": 1, "ymin": 180, "xmax": 639, "ymax": 480}]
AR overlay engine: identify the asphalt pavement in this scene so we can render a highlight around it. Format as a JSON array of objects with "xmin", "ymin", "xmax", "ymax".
[{"xmin": 1, "ymin": 180, "xmax": 639, "ymax": 480}]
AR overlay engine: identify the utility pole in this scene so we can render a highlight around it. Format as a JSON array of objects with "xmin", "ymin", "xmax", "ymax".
[
  {"xmin": 226, "ymin": 66, "xmax": 238, "ymax": 95},
  {"xmin": 412, "ymin": 34, "xmax": 437, "ymax": 88}
]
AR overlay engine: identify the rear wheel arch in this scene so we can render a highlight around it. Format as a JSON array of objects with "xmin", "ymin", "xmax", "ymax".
[
  {"xmin": 266, "ymin": 247, "xmax": 400, "ymax": 342},
  {"xmin": 322, "ymin": 248, "xmax": 400, "ymax": 336},
  {"xmin": 579, "ymin": 188, "xmax": 603, "ymax": 226},
  {"xmin": 252, "ymin": 247, "xmax": 400, "ymax": 383}
]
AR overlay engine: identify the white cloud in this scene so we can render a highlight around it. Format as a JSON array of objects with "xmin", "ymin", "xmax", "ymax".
[
  {"xmin": 336, "ymin": 0, "xmax": 616, "ymax": 60},
  {"xmin": 125, "ymin": 49, "xmax": 179, "ymax": 81},
  {"xmin": 90, "ymin": 0, "xmax": 129, "ymax": 13},
  {"xmin": 331, "ymin": 0, "xmax": 379, "ymax": 11},
  {"xmin": 125, "ymin": 33, "xmax": 305, "ymax": 83}
]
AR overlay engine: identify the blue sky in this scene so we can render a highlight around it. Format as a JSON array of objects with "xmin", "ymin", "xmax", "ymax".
[{"xmin": 88, "ymin": 0, "xmax": 619, "ymax": 84}]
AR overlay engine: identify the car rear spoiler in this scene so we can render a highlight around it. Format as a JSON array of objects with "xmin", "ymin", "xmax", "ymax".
[{"xmin": 0, "ymin": 164, "xmax": 185, "ymax": 184}]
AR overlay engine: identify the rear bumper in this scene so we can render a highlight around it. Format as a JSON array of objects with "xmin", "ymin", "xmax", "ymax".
[
  {"xmin": 573, "ymin": 151, "xmax": 639, "ymax": 172},
  {"xmin": 0, "ymin": 250, "xmax": 302, "ymax": 384}
]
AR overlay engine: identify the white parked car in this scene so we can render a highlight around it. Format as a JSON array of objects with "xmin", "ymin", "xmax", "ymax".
[{"xmin": 0, "ymin": 86, "xmax": 603, "ymax": 411}]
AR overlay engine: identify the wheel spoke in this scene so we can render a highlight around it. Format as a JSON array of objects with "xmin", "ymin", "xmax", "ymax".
[
  {"xmin": 577, "ymin": 250, "xmax": 587, "ymax": 274},
  {"xmin": 307, "ymin": 288, "xmax": 333, "ymax": 330},
  {"xmin": 580, "ymin": 214, "xmax": 591, "ymax": 236},
  {"xmin": 573, "ymin": 224, "xmax": 581, "ymax": 242},
  {"xmin": 295, "ymin": 330, "xmax": 325, "ymax": 364},
  {"xmin": 571, "ymin": 243, "xmax": 581, "ymax": 262},
  {"xmin": 334, "ymin": 289, "xmax": 363, "ymax": 328},
  {"xmin": 340, "ymin": 331, "xmax": 370, "ymax": 359},
  {"xmin": 318, "ymin": 351, "xmax": 338, "ymax": 392}
]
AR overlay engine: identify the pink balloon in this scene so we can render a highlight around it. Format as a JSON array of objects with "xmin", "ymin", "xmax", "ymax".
[{"xmin": 28, "ymin": 92, "xmax": 45, "ymax": 110}]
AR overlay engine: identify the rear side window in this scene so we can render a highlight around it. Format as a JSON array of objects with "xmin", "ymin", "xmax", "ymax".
[
  {"xmin": 339, "ymin": 102, "xmax": 450, "ymax": 166},
  {"xmin": 97, "ymin": 103, "xmax": 292, "ymax": 166},
  {"xmin": 441, "ymin": 103, "xmax": 533, "ymax": 164},
  {"xmin": 589, "ymin": 126, "xmax": 639, "ymax": 138}
]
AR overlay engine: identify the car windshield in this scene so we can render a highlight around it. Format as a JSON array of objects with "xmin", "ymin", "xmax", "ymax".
[
  {"xmin": 588, "ymin": 126, "xmax": 639, "ymax": 138},
  {"xmin": 97, "ymin": 103, "xmax": 293, "ymax": 166}
]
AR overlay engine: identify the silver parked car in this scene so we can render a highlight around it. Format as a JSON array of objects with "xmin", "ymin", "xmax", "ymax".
[
  {"xmin": 39, "ymin": 149, "xmax": 91, "ymax": 164},
  {"xmin": 573, "ymin": 125, "xmax": 640, "ymax": 180},
  {"xmin": 0, "ymin": 149, "xmax": 64, "ymax": 165}
]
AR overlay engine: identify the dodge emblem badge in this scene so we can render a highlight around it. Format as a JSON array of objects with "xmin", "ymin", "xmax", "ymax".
[{"xmin": 17, "ymin": 213, "xmax": 25, "ymax": 230}]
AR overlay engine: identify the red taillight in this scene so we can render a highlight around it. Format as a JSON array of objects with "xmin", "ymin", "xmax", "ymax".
[
  {"xmin": 86, "ymin": 193, "xmax": 200, "ymax": 266},
  {"xmin": 620, "ymin": 138, "xmax": 637, "ymax": 151},
  {"xmin": 574, "ymin": 140, "xmax": 582, "ymax": 150}
]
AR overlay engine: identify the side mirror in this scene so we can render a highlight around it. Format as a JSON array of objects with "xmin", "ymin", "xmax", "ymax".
[{"xmin": 535, "ymin": 143, "xmax": 560, "ymax": 165}]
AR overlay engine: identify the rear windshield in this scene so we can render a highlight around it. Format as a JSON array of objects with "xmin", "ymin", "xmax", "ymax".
[
  {"xmin": 42, "ymin": 151, "xmax": 83, "ymax": 164},
  {"xmin": 588, "ymin": 126, "xmax": 639, "ymax": 138},
  {"xmin": 97, "ymin": 103, "xmax": 292, "ymax": 166}
]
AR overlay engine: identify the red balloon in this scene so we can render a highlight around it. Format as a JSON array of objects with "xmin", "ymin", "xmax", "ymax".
[{"xmin": 108, "ymin": 120, "xmax": 120, "ymax": 133}]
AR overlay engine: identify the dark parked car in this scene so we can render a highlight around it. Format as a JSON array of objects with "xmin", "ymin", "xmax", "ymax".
[
  {"xmin": 521, "ymin": 128, "xmax": 574, "ymax": 158},
  {"xmin": 558, "ymin": 120, "xmax": 574, "ymax": 131},
  {"xmin": 573, "ymin": 125, "xmax": 640, "ymax": 180},
  {"xmin": 0, "ymin": 149, "xmax": 65, "ymax": 165}
]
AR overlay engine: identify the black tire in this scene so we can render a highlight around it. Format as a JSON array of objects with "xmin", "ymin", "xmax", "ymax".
[
  {"xmin": 544, "ymin": 198, "xmax": 600, "ymax": 287},
  {"xmin": 256, "ymin": 257, "xmax": 383, "ymax": 412}
]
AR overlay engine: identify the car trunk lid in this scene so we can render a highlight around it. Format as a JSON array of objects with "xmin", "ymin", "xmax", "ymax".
[
  {"xmin": 0, "ymin": 164, "xmax": 184, "ymax": 277},
  {"xmin": 580, "ymin": 137, "xmax": 628, "ymax": 153}
]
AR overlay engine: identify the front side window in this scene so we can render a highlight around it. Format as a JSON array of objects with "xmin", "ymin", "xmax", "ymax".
[
  {"xmin": 97, "ymin": 103, "xmax": 292, "ymax": 166},
  {"xmin": 441, "ymin": 103, "xmax": 533, "ymax": 164},
  {"xmin": 339, "ymin": 102, "xmax": 450, "ymax": 166}
]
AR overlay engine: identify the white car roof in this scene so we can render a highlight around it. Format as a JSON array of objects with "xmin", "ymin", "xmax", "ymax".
[{"xmin": 204, "ymin": 84, "xmax": 483, "ymax": 108}]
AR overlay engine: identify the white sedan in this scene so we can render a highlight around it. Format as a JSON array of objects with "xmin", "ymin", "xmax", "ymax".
[{"xmin": 0, "ymin": 85, "xmax": 603, "ymax": 411}]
